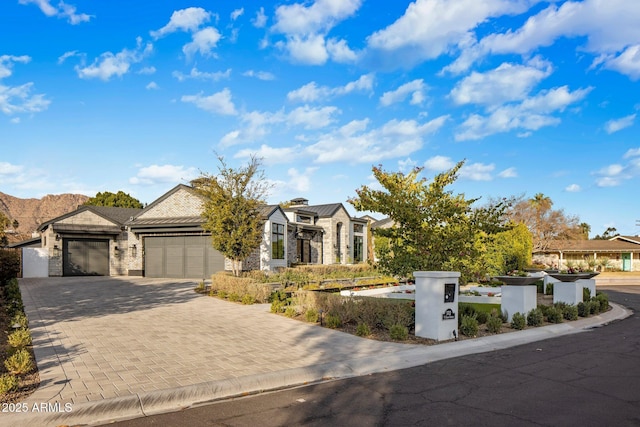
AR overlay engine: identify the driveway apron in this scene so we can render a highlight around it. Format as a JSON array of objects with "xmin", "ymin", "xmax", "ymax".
[{"xmin": 18, "ymin": 277, "xmax": 411, "ymax": 405}]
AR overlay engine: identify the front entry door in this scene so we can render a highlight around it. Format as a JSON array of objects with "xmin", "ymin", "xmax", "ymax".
[{"xmin": 622, "ymin": 253, "xmax": 632, "ymax": 271}]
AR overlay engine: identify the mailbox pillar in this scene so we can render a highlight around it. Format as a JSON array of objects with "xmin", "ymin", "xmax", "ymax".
[{"xmin": 414, "ymin": 271, "xmax": 460, "ymax": 341}]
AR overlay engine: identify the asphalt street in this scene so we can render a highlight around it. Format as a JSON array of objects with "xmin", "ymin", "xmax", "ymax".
[{"xmin": 109, "ymin": 286, "xmax": 640, "ymax": 427}]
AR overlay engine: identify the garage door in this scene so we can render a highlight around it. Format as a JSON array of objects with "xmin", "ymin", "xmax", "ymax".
[
  {"xmin": 63, "ymin": 239, "xmax": 109, "ymax": 276},
  {"xmin": 144, "ymin": 236, "xmax": 225, "ymax": 278}
]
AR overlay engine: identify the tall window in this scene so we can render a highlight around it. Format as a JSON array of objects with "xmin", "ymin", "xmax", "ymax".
[
  {"xmin": 272, "ymin": 223, "xmax": 285, "ymax": 259},
  {"xmin": 336, "ymin": 222, "xmax": 342, "ymax": 262},
  {"xmin": 353, "ymin": 236, "xmax": 363, "ymax": 262}
]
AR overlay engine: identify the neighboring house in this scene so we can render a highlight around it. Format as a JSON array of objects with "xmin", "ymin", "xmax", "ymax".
[
  {"xmin": 532, "ymin": 238, "xmax": 640, "ymax": 271},
  {"xmin": 283, "ymin": 198, "xmax": 368, "ymax": 265},
  {"xmin": 37, "ymin": 205, "xmax": 142, "ymax": 276}
]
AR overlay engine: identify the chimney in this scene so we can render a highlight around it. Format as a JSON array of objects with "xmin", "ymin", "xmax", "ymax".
[{"xmin": 290, "ymin": 197, "xmax": 308, "ymax": 207}]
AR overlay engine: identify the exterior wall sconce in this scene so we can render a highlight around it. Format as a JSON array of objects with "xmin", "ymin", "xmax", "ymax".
[
  {"xmin": 114, "ymin": 245, "xmax": 120, "ymax": 256},
  {"xmin": 53, "ymin": 245, "xmax": 61, "ymax": 257},
  {"xmin": 55, "ymin": 233, "xmax": 60, "ymax": 241},
  {"xmin": 130, "ymin": 244, "xmax": 137, "ymax": 258}
]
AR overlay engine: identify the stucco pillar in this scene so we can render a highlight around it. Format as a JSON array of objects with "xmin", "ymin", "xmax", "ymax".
[{"xmin": 414, "ymin": 271, "xmax": 460, "ymax": 341}]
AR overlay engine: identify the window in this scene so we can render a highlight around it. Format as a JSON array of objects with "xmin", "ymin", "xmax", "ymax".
[
  {"xmin": 354, "ymin": 224, "xmax": 364, "ymax": 233},
  {"xmin": 272, "ymin": 223, "xmax": 285, "ymax": 260},
  {"xmin": 296, "ymin": 215, "xmax": 311, "ymax": 224},
  {"xmin": 353, "ymin": 236, "xmax": 363, "ymax": 262}
]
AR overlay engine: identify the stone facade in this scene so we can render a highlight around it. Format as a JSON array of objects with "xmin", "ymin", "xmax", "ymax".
[{"xmin": 136, "ymin": 187, "xmax": 203, "ymax": 219}]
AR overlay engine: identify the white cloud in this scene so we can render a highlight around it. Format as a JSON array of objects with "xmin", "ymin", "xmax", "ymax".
[
  {"xmin": 450, "ymin": 58, "xmax": 553, "ymax": 107},
  {"xmin": 447, "ymin": 1, "xmax": 640, "ymax": 78},
  {"xmin": 380, "ymin": 79, "xmax": 427, "ymax": 107},
  {"xmin": 173, "ymin": 67, "xmax": 231, "ymax": 82},
  {"xmin": 326, "ymin": 38, "xmax": 358, "ymax": 63},
  {"xmin": 234, "ymin": 144, "xmax": 302, "ymax": 165},
  {"xmin": 0, "ymin": 162, "xmax": 24, "ymax": 175},
  {"xmin": 138, "ymin": 66, "xmax": 156, "ymax": 75},
  {"xmin": 305, "ymin": 115, "xmax": 448, "ymax": 164},
  {"xmin": 498, "ymin": 167, "xmax": 518, "ymax": 178},
  {"xmin": 0, "ymin": 55, "xmax": 50, "ymax": 115},
  {"xmin": 565, "ymin": 184, "xmax": 581, "ymax": 192},
  {"xmin": 287, "ymin": 74, "xmax": 374, "ymax": 103},
  {"xmin": 285, "ymin": 167, "xmax": 318, "ymax": 192},
  {"xmin": 183, "ymin": 27, "xmax": 222, "ymax": 59},
  {"xmin": 271, "ymin": 0, "xmax": 362, "ymax": 65},
  {"xmin": 76, "ymin": 37, "xmax": 153, "ymax": 81},
  {"xmin": 623, "ymin": 148, "xmax": 640, "ymax": 158},
  {"xmin": 424, "ymin": 155, "xmax": 455, "ymax": 172},
  {"xmin": 181, "ymin": 88, "xmax": 237, "ymax": 116},
  {"xmin": 19, "ymin": 0, "xmax": 91, "ymax": 25},
  {"xmin": 57, "ymin": 50, "xmax": 82, "ymax": 65},
  {"xmin": 288, "ymin": 82, "xmax": 325, "ymax": 103},
  {"xmin": 398, "ymin": 157, "xmax": 417, "ymax": 172},
  {"xmin": 288, "ymin": 105, "xmax": 339, "ymax": 129},
  {"xmin": 146, "ymin": 81, "xmax": 159, "ymax": 90},
  {"xmin": 367, "ymin": 0, "xmax": 532, "ymax": 70},
  {"xmin": 220, "ymin": 110, "xmax": 286, "ymax": 147},
  {"xmin": 243, "ymin": 70, "xmax": 275, "ymax": 80},
  {"xmin": 455, "ymin": 85, "xmax": 592, "ymax": 141},
  {"xmin": 253, "ymin": 7, "xmax": 267, "ymax": 28},
  {"xmin": 129, "ymin": 164, "xmax": 198, "ymax": 185},
  {"xmin": 151, "ymin": 7, "xmax": 211, "ymax": 38},
  {"xmin": 231, "ymin": 8, "xmax": 244, "ymax": 21},
  {"xmin": 459, "ymin": 162, "xmax": 494, "ymax": 181},
  {"xmin": 604, "ymin": 114, "xmax": 636, "ymax": 134}
]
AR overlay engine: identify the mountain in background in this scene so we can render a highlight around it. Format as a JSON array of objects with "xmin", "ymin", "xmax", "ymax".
[{"xmin": 0, "ymin": 192, "xmax": 89, "ymax": 243}]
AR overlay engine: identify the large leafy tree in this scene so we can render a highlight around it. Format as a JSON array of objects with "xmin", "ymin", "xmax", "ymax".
[
  {"xmin": 191, "ymin": 156, "xmax": 270, "ymax": 277},
  {"xmin": 508, "ymin": 193, "xmax": 581, "ymax": 251},
  {"xmin": 85, "ymin": 191, "xmax": 143, "ymax": 209},
  {"xmin": 350, "ymin": 161, "xmax": 510, "ymax": 282}
]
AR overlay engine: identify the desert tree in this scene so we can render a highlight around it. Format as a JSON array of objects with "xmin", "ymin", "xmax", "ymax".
[
  {"xmin": 191, "ymin": 156, "xmax": 271, "ymax": 277},
  {"xmin": 85, "ymin": 191, "xmax": 143, "ymax": 209}
]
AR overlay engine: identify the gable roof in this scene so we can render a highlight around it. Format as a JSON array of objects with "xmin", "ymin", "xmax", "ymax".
[
  {"xmin": 610, "ymin": 235, "xmax": 640, "ymax": 245},
  {"xmin": 371, "ymin": 217, "xmax": 395, "ymax": 229},
  {"xmin": 299, "ymin": 203, "xmax": 345, "ymax": 218},
  {"xmin": 536, "ymin": 239, "xmax": 640, "ymax": 253},
  {"xmin": 38, "ymin": 205, "xmax": 142, "ymax": 231},
  {"xmin": 132, "ymin": 184, "xmax": 199, "ymax": 219},
  {"xmin": 259, "ymin": 204, "xmax": 288, "ymax": 220}
]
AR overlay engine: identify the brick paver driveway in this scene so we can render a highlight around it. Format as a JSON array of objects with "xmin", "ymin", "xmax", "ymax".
[{"xmin": 19, "ymin": 277, "xmax": 412, "ymax": 405}]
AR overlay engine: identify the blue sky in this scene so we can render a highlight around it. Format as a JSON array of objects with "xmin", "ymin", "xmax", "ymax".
[{"xmin": 1, "ymin": 0, "xmax": 639, "ymax": 236}]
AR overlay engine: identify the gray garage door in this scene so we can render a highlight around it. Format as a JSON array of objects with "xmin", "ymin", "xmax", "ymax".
[
  {"xmin": 144, "ymin": 235, "xmax": 225, "ymax": 278},
  {"xmin": 63, "ymin": 239, "xmax": 109, "ymax": 276}
]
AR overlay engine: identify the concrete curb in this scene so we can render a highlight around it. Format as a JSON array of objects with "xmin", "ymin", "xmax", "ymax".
[{"xmin": 3, "ymin": 302, "xmax": 631, "ymax": 427}]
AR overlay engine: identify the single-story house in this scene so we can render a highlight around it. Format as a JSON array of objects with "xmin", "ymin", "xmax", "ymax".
[
  {"xmin": 532, "ymin": 237, "xmax": 640, "ymax": 271},
  {"xmin": 30, "ymin": 184, "xmax": 368, "ymax": 278}
]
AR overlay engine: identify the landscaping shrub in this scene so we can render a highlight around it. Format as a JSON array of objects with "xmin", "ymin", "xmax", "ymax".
[
  {"xmin": 382, "ymin": 301, "xmax": 414, "ymax": 330},
  {"xmin": 0, "ymin": 250, "xmax": 21, "ymax": 285},
  {"xmin": 356, "ymin": 322, "xmax": 371, "ymax": 337},
  {"xmin": 476, "ymin": 311, "xmax": 489, "ymax": 325},
  {"xmin": 241, "ymin": 294, "xmax": 255, "ymax": 305},
  {"xmin": 596, "ymin": 292, "xmax": 609, "ymax": 312},
  {"xmin": 536, "ymin": 281, "xmax": 544, "ymax": 294},
  {"xmin": 8, "ymin": 329, "xmax": 31, "ymax": 349},
  {"xmin": 4, "ymin": 349, "xmax": 34, "ymax": 375},
  {"xmin": 284, "ymin": 306, "xmax": 297, "ymax": 318},
  {"xmin": 545, "ymin": 283, "xmax": 554, "ymax": 295},
  {"xmin": 355, "ymin": 297, "xmax": 385, "ymax": 329},
  {"xmin": 486, "ymin": 312, "xmax": 503, "ymax": 334},
  {"xmin": 527, "ymin": 308, "xmax": 544, "ymax": 327},
  {"xmin": 3, "ymin": 279, "xmax": 24, "ymax": 318},
  {"xmin": 217, "ymin": 290, "xmax": 227, "ymax": 299},
  {"xmin": 583, "ymin": 287, "xmax": 591, "ymax": 301},
  {"xmin": 511, "ymin": 312, "xmax": 526, "ymax": 330},
  {"xmin": 228, "ymin": 292, "xmax": 240, "ymax": 302},
  {"xmin": 577, "ymin": 302, "xmax": 589, "ymax": 317},
  {"xmin": 389, "ymin": 324, "xmax": 408, "ymax": 341},
  {"xmin": 460, "ymin": 314, "xmax": 479, "ymax": 337},
  {"xmin": 561, "ymin": 304, "xmax": 578, "ymax": 321},
  {"xmin": 325, "ymin": 314, "xmax": 342, "ymax": 329},
  {"xmin": 305, "ymin": 308, "xmax": 319, "ymax": 323},
  {"xmin": 0, "ymin": 374, "xmax": 18, "ymax": 395},
  {"xmin": 10, "ymin": 312, "xmax": 28, "ymax": 329},
  {"xmin": 545, "ymin": 306, "xmax": 563, "ymax": 324},
  {"xmin": 589, "ymin": 299, "xmax": 601, "ymax": 315},
  {"xmin": 194, "ymin": 282, "xmax": 206, "ymax": 292},
  {"xmin": 209, "ymin": 273, "xmax": 273, "ymax": 303}
]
